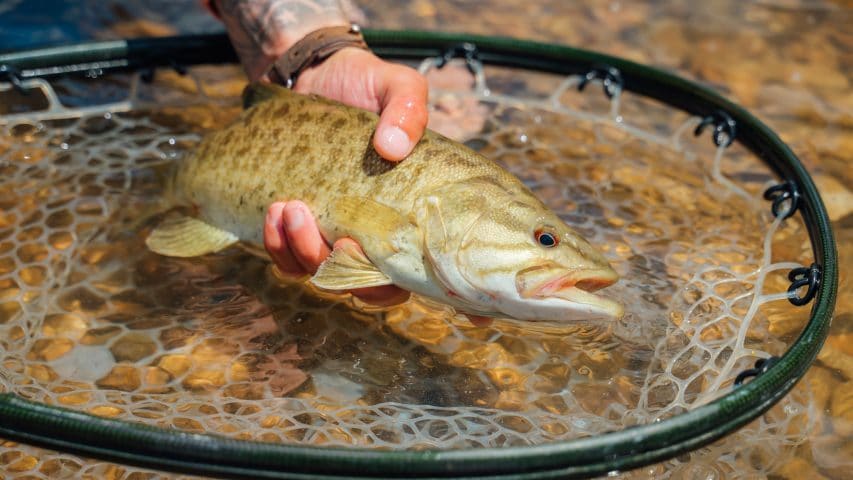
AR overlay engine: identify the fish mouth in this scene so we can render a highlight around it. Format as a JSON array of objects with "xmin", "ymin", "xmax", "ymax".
[{"xmin": 515, "ymin": 265, "xmax": 624, "ymax": 319}]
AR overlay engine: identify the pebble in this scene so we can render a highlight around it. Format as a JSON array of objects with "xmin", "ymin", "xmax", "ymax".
[{"xmin": 813, "ymin": 174, "xmax": 853, "ymax": 221}]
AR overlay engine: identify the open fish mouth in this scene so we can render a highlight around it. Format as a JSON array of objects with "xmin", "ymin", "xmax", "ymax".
[{"xmin": 516, "ymin": 265, "xmax": 624, "ymax": 319}]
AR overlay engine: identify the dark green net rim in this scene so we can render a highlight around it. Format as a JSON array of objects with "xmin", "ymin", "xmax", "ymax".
[{"xmin": 0, "ymin": 30, "xmax": 838, "ymax": 479}]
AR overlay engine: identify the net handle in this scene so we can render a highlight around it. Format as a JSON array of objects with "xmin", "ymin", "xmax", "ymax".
[{"xmin": 0, "ymin": 30, "xmax": 838, "ymax": 480}]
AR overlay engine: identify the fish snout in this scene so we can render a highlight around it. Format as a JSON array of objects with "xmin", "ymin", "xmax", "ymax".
[
  {"xmin": 516, "ymin": 265, "xmax": 618, "ymax": 298},
  {"xmin": 514, "ymin": 265, "xmax": 624, "ymax": 320}
]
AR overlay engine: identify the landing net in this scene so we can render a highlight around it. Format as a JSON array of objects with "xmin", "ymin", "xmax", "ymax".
[{"xmin": 0, "ymin": 60, "xmax": 814, "ymax": 476}]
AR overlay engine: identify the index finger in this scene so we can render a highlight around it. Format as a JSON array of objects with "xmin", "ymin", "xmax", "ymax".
[{"xmin": 373, "ymin": 64, "xmax": 429, "ymax": 162}]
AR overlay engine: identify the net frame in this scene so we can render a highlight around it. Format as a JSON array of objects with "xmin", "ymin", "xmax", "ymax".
[{"xmin": 0, "ymin": 30, "xmax": 838, "ymax": 479}]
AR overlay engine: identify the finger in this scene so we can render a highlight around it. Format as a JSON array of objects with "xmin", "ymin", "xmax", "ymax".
[
  {"xmin": 466, "ymin": 314, "xmax": 494, "ymax": 328},
  {"xmin": 373, "ymin": 64, "xmax": 429, "ymax": 161},
  {"xmin": 264, "ymin": 202, "xmax": 306, "ymax": 276},
  {"xmin": 282, "ymin": 201, "xmax": 332, "ymax": 273},
  {"xmin": 332, "ymin": 238, "xmax": 409, "ymax": 305}
]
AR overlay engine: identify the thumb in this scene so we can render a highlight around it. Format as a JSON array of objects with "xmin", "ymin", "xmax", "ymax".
[{"xmin": 372, "ymin": 64, "xmax": 429, "ymax": 162}]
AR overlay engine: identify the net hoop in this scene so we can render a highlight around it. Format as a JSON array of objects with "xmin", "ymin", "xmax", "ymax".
[{"xmin": 0, "ymin": 30, "xmax": 838, "ymax": 479}]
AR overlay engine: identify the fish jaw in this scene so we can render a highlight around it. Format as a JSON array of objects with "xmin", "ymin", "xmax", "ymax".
[
  {"xmin": 512, "ymin": 264, "xmax": 624, "ymax": 321},
  {"xmin": 541, "ymin": 285, "xmax": 625, "ymax": 320}
]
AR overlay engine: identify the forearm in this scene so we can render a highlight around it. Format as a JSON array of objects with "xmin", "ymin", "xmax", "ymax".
[{"xmin": 212, "ymin": 0, "xmax": 350, "ymax": 81}]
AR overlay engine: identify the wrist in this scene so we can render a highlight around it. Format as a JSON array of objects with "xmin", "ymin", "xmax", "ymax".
[
  {"xmin": 276, "ymin": 18, "xmax": 350, "ymax": 53},
  {"xmin": 258, "ymin": 18, "xmax": 350, "ymax": 69},
  {"xmin": 255, "ymin": 18, "xmax": 352, "ymax": 82},
  {"xmin": 213, "ymin": 0, "xmax": 349, "ymax": 81},
  {"xmin": 293, "ymin": 46, "xmax": 374, "ymax": 93},
  {"xmin": 267, "ymin": 25, "xmax": 369, "ymax": 88}
]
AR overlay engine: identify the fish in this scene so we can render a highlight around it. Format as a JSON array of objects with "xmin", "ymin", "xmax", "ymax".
[{"xmin": 146, "ymin": 83, "xmax": 624, "ymax": 322}]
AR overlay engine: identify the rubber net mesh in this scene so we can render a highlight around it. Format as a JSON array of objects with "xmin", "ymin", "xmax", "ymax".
[{"xmin": 0, "ymin": 61, "xmax": 815, "ymax": 477}]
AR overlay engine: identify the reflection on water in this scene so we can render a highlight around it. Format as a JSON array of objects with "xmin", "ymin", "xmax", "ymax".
[{"xmin": 1, "ymin": 0, "xmax": 851, "ymax": 478}]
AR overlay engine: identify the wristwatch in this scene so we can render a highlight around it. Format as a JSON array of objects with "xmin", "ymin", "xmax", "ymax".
[{"xmin": 266, "ymin": 24, "xmax": 369, "ymax": 88}]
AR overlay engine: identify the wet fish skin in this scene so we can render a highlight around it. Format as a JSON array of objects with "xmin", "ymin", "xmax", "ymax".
[{"xmin": 153, "ymin": 83, "xmax": 623, "ymax": 322}]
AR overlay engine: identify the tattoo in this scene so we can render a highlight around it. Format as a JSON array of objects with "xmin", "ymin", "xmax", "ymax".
[
  {"xmin": 215, "ymin": 0, "xmax": 348, "ymax": 80},
  {"xmin": 218, "ymin": 0, "xmax": 347, "ymax": 53}
]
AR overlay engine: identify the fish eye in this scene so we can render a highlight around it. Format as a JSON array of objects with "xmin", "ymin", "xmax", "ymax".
[{"xmin": 535, "ymin": 228, "xmax": 559, "ymax": 248}]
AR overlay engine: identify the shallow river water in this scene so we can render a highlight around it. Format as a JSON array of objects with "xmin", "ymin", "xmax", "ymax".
[{"xmin": 0, "ymin": 1, "xmax": 850, "ymax": 479}]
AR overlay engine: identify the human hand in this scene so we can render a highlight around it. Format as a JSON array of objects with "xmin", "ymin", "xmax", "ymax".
[
  {"xmin": 293, "ymin": 47, "xmax": 428, "ymax": 161},
  {"xmin": 264, "ymin": 201, "xmax": 410, "ymax": 306},
  {"xmin": 213, "ymin": 0, "xmax": 428, "ymax": 160},
  {"xmin": 264, "ymin": 51, "xmax": 426, "ymax": 302}
]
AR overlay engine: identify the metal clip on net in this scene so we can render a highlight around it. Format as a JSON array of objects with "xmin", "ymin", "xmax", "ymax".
[
  {"xmin": 764, "ymin": 180, "xmax": 801, "ymax": 220},
  {"xmin": 694, "ymin": 109, "xmax": 737, "ymax": 147},
  {"xmin": 577, "ymin": 64, "xmax": 624, "ymax": 99}
]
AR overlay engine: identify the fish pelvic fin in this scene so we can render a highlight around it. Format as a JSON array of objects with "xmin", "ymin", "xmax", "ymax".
[
  {"xmin": 146, "ymin": 215, "xmax": 239, "ymax": 257},
  {"xmin": 310, "ymin": 242, "xmax": 393, "ymax": 290}
]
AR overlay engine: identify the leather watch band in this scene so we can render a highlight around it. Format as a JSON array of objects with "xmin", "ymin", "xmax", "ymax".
[{"xmin": 267, "ymin": 24, "xmax": 369, "ymax": 88}]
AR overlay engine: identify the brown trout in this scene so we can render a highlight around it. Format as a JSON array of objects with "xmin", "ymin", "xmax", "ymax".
[{"xmin": 146, "ymin": 84, "xmax": 624, "ymax": 322}]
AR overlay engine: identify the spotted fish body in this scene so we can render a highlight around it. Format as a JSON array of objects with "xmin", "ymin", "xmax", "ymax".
[{"xmin": 148, "ymin": 84, "xmax": 623, "ymax": 322}]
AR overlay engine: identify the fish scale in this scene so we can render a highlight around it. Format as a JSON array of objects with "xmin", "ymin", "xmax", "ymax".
[
  {"xmin": 147, "ymin": 83, "xmax": 623, "ymax": 323},
  {"xmin": 176, "ymin": 88, "xmax": 510, "ymax": 245}
]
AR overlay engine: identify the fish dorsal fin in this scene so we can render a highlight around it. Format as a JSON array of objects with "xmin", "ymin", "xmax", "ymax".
[
  {"xmin": 146, "ymin": 215, "xmax": 239, "ymax": 257},
  {"xmin": 242, "ymin": 82, "xmax": 291, "ymax": 109},
  {"xmin": 310, "ymin": 242, "xmax": 393, "ymax": 290}
]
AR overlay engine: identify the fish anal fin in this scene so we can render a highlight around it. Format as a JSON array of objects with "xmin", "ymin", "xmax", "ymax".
[
  {"xmin": 310, "ymin": 243, "xmax": 393, "ymax": 290},
  {"xmin": 146, "ymin": 216, "xmax": 238, "ymax": 258}
]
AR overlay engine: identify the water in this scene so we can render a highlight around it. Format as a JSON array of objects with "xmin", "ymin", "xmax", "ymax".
[{"xmin": 1, "ymin": 0, "xmax": 850, "ymax": 478}]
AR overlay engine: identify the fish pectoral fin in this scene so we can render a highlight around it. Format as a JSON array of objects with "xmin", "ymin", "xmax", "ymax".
[
  {"xmin": 310, "ymin": 243, "xmax": 393, "ymax": 290},
  {"xmin": 328, "ymin": 196, "xmax": 412, "ymax": 256},
  {"xmin": 330, "ymin": 196, "xmax": 409, "ymax": 237},
  {"xmin": 146, "ymin": 216, "xmax": 239, "ymax": 257}
]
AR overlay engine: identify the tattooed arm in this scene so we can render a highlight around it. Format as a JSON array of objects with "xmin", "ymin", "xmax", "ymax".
[
  {"xmin": 206, "ymin": 0, "xmax": 428, "ymax": 306},
  {"xmin": 213, "ymin": 0, "xmax": 349, "ymax": 81}
]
